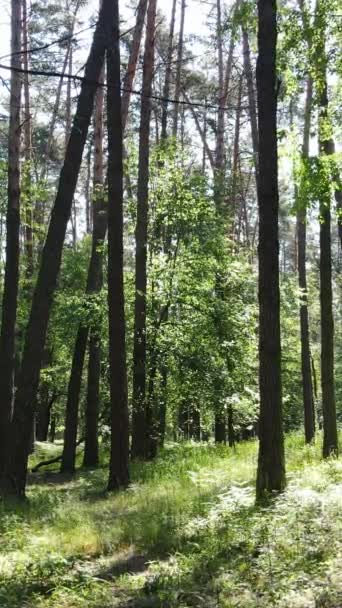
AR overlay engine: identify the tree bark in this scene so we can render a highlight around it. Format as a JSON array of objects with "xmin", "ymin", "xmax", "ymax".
[
  {"xmin": 255, "ymin": 0, "xmax": 285, "ymax": 499},
  {"xmin": 242, "ymin": 27, "xmax": 259, "ymax": 183},
  {"xmin": 121, "ymin": 0, "xmax": 149, "ymax": 131},
  {"xmin": 172, "ymin": 0, "xmax": 185, "ymax": 138},
  {"xmin": 22, "ymin": 0, "xmax": 34, "ymax": 277},
  {"xmin": 4, "ymin": 7, "xmax": 108, "ymax": 498},
  {"xmin": 214, "ymin": 0, "xmax": 225, "ymax": 211},
  {"xmin": 0, "ymin": 0, "xmax": 22, "ymax": 487},
  {"xmin": 131, "ymin": 0, "xmax": 157, "ymax": 460},
  {"xmin": 83, "ymin": 333, "xmax": 101, "ymax": 467},
  {"xmin": 297, "ymin": 76, "xmax": 315, "ymax": 443},
  {"xmin": 83, "ymin": 67, "xmax": 105, "ymax": 469},
  {"xmin": 318, "ymin": 72, "xmax": 338, "ymax": 458},
  {"xmin": 106, "ymin": 0, "xmax": 130, "ymax": 491},
  {"xmin": 231, "ymin": 75, "xmax": 242, "ymax": 224},
  {"xmin": 161, "ymin": 0, "xmax": 177, "ymax": 140},
  {"xmin": 61, "ymin": 0, "xmax": 146, "ymax": 473}
]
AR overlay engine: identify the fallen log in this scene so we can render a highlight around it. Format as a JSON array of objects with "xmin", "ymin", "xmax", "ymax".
[{"xmin": 31, "ymin": 437, "xmax": 84, "ymax": 472}]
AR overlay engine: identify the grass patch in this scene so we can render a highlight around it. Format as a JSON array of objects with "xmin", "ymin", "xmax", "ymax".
[{"xmin": 0, "ymin": 433, "xmax": 342, "ymax": 607}]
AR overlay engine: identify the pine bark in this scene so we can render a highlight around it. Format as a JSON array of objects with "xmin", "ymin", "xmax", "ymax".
[
  {"xmin": 22, "ymin": 0, "xmax": 34, "ymax": 277},
  {"xmin": 318, "ymin": 76, "xmax": 338, "ymax": 458},
  {"xmin": 131, "ymin": 0, "xmax": 157, "ymax": 460},
  {"xmin": 297, "ymin": 77, "xmax": 315, "ymax": 443},
  {"xmin": 61, "ymin": 70, "xmax": 106, "ymax": 474},
  {"xmin": 106, "ymin": 0, "xmax": 130, "ymax": 491},
  {"xmin": 4, "ymin": 8, "xmax": 107, "ymax": 497},
  {"xmin": 242, "ymin": 27, "xmax": 259, "ymax": 182},
  {"xmin": 172, "ymin": 0, "xmax": 185, "ymax": 138},
  {"xmin": 61, "ymin": 2, "xmax": 147, "ymax": 473},
  {"xmin": 121, "ymin": 0, "xmax": 149, "ymax": 131},
  {"xmin": 161, "ymin": 0, "xmax": 177, "ymax": 140},
  {"xmin": 213, "ymin": 0, "xmax": 226, "ymax": 215},
  {"xmin": 255, "ymin": 0, "xmax": 285, "ymax": 499},
  {"xmin": 0, "ymin": 0, "xmax": 22, "ymax": 485},
  {"xmin": 83, "ymin": 67, "xmax": 105, "ymax": 469}
]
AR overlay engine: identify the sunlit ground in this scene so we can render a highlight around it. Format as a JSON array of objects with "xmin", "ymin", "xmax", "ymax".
[{"xmin": 0, "ymin": 433, "xmax": 342, "ymax": 607}]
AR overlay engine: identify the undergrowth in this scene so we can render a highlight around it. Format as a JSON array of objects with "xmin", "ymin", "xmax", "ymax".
[{"xmin": 0, "ymin": 433, "xmax": 342, "ymax": 607}]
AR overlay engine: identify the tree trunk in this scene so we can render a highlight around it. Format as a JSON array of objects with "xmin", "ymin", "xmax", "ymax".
[
  {"xmin": 4, "ymin": 8, "xmax": 107, "ymax": 498},
  {"xmin": 131, "ymin": 0, "xmax": 157, "ymax": 460},
  {"xmin": 60, "ymin": 327, "xmax": 89, "ymax": 473},
  {"xmin": 121, "ymin": 0, "xmax": 149, "ymax": 131},
  {"xmin": 318, "ymin": 73, "xmax": 338, "ymax": 458},
  {"xmin": 214, "ymin": 0, "xmax": 225, "ymax": 211},
  {"xmin": 106, "ymin": 0, "xmax": 130, "ymax": 491},
  {"xmin": 0, "ymin": 0, "xmax": 21, "ymax": 487},
  {"xmin": 85, "ymin": 142, "xmax": 92, "ymax": 234},
  {"xmin": 49, "ymin": 415, "xmax": 56, "ymax": 443},
  {"xmin": 61, "ymin": 67, "xmax": 107, "ymax": 474},
  {"xmin": 242, "ymin": 27, "xmax": 259, "ymax": 183},
  {"xmin": 83, "ymin": 67, "xmax": 105, "ymax": 469},
  {"xmin": 297, "ymin": 76, "xmax": 315, "ymax": 443},
  {"xmin": 161, "ymin": 0, "xmax": 177, "ymax": 140},
  {"xmin": 61, "ymin": 0, "xmax": 146, "ymax": 473},
  {"xmin": 83, "ymin": 333, "xmax": 101, "ymax": 467},
  {"xmin": 255, "ymin": 0, "xmax": 285, "ymax": 499},
  {"xmin": 22, "ymin": 0, "xmax": 34, "ymax": 277},
  {"xmin": 172, "ymin": 0, "xmax": 185, "ymax": 138},
  {"xmin": 228, "ymin": 406, "xmax": 235, "ymax": 447},
  {"xmin": 231, "ymin": 75, "xmax": 242, "ymax": 227},
  {"xmin": 215, "ymin": 411, "xmax": 226, "ymax": 443}
]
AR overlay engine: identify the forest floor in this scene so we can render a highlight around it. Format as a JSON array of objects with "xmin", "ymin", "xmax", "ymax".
[{"xmin": 1, "ymin": 434, "xmax": 342, "ymax": 608}]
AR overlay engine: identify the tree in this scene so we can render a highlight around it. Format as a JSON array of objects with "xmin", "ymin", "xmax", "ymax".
[
  {"xmin": 172, "ymin": 0, "xmax": 186, "ymax": 138},
  {"xmin": 61, "ymin": 0, "xmax": 149, "ymax": 474},
  {"xmin": 297, "ymin": 76, "xmax": 315, "ymax": 443},
  {"xmin": 3, "ymin": 4, "xmax": 108, "ymax": 497},
  {"xmin": 161, "ymin": 0, "xmax": 177, "ymax": 140},
  {"xmin": 315, "ymin": 5, "xmax": 338, "ymax": 457},
  {"xmin": 0, "ymin": 0, "xmax": 22, "ymax": 490},
  {"xmin": 131, "ymin": 0, "xmax": 158, "ymax": 460},
  {"xmin": 106, "ymin": 0, "xmax": 130, "ymax": 491},
  {"xmin": 255, "ymin": 0, "xmax": 285, "ymax": 499},
  {"xmin": 83, "ymin": 66, "xmax": 105, "ymax": 470}
]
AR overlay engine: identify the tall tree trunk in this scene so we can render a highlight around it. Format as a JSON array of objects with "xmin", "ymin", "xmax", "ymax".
[
  {"xmin": 255, "ymin": 0, "xmax": 285, "ymax": 499},
  {"xmin": 65, "ymin": 45, "xmax": 77, "ymax": 248},
  {"xmin": 4, "ymin": 8, "xmax": 107, "ymax": 498},
  {"xmin": 22, "ymin": 0, "xmax": 34, "ymax": 277},
  {"xmin": 0, "ymin": 0, "xmax": 22, "ymax": 488},
  {"xmin": 297, "ymin": 76, "xmax": 315, "ymax": 443},
  {"xmin": 106, "ymin": 0, "xmax": 130, "ymax": 491},
  {"xmin": 231, "ymin": 75, "xmax": 242, "ymax": 227},
  {"xmin": 61, "ymin": 69, "xmax": 106, "ymax": 474},
  {"xmin": 121, "ymin": 0, "xmax": 149, "ymax": 131},
  {"xmin": 85, "ymin": 141, "xmax": 92, "ymax": 234},
  {"xmin": 172, "ymin": 0, "xmax": 185, "ymax": 138},
  {"xmin": 61, "ymin": 1, "xmax": 146, "ymax": 473},
  {"xmin": 131, "ymin": 0, "xmax": 157, "ymax": 460},
  {"xmin": 161, "ymin": 0, "xmax": 177, "ymax": 140},
  {"xmin": 214, "ymin": 0, "xmax": 225, "ymax": 212},
  {"xmin": 242, "ymin": 27, "xmax": 259, "ymax": 182},
  {"xmin": 83, "ymin": 66, "xmax": 105, "ymax": 469},
  {"xmin": 318, "ymin": 71, "xmax": 338, "ymax": 458},
  {"xmin": 83, "ymin": 333, "xmax": 101, "ymax": 467}
]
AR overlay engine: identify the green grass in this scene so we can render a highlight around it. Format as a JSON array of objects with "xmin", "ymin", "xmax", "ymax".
[{"xmin": 1, "ymin": 433, "xmax": 342, "ymax": 607}]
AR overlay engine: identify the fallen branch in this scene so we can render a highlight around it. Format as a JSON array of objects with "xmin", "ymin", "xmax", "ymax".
[{"xmin": 31, "ymin": 437, "xmax": 84, "ymax": 472}]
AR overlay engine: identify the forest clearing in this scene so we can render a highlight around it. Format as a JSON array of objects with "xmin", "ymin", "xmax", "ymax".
[{"xmin": 0, "ymin": 0, "xmax": 341, "ymax": 605}]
